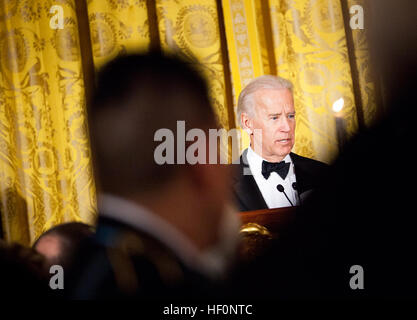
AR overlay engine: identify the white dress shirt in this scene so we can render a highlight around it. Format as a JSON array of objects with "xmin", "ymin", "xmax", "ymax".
[{"xmin": 246, "ymin": 147, "xmax": 300, "ymax": 208}]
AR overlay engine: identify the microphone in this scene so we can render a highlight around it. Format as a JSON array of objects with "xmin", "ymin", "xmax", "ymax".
[{"xmin": 276, "ymin": 184, "xmax": 294, "ymax": 206}]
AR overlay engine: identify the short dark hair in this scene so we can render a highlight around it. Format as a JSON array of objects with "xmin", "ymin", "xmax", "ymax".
[{"xmin": 88, "ymin": 52, "xmax": 217, "ymax": 196}]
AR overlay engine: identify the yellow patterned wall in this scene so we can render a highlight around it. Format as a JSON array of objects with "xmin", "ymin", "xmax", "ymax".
[{"xmin": 0, "ymin": 0, "xmax": 379, "ymax": 243}]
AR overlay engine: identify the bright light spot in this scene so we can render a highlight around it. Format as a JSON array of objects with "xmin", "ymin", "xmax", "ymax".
[{"xmin": 332, "ymin": 97, "xmax": 344, "ymax": 113}]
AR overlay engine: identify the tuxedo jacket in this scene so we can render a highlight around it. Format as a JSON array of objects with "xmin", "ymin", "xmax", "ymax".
[
  {"xmin": 68, "ymin": 215, "xmax": 214, "ymax": 300},
  {"xmin": 233, "ymin": 149, "xmax": 329, "ymax": 212}
]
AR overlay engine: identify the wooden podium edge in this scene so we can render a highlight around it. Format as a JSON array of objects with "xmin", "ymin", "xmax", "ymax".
[{"xmin": 239, "ymin": 206, "xmax": 296, "ymax": 232}]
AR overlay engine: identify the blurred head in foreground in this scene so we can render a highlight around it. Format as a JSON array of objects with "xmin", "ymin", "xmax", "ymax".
[
  {"xmin": 88, "ymin": 52, "xmax": 240, "ymax": 283},
  {"xmin": 33, "ymin": 222, "xmax": 94, "ymax": 270}
]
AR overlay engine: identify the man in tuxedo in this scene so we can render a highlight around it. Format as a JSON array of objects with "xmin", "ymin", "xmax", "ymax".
[
  {"xmin": 69, "ymin": 53, "xmax": 240, "ymax": 299},
  {"xmin": 228, "ymin": 0, "xmax": 417, "ymax": 299},
  {"xmin": 233, "ymin": 75, "xmax": 328, "ymax": 211}
]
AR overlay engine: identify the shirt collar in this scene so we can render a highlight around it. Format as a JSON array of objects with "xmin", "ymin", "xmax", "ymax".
[
  {"xmin": 247, "ymin": 146, "xmax": 292, "ymax": 168},
  {"xmin": 98, "ymin": 193, "xmax": 219, "ymax": 278}
]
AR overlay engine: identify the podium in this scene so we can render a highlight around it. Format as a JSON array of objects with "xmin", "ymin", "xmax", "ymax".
[{"xmin": 238, "ymin": 206, "xmax": 297, "ymax": 260}]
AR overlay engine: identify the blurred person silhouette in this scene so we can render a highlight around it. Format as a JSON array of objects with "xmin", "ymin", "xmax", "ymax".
[
  {"xmin": 69, "ymin": 52, "xmax": 240, "ymax": 299},
  {"xmin": 227, "ymin": 0, "xmax": 417, "ymax": 299},
  {"xmin": 0, "ymin": 240, "xmax": 50, "ymax": 299}
]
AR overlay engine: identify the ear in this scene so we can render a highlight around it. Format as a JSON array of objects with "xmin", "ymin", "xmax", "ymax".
[
  {"xmin": 188, "ymin": 163, "xmax": 233, "ymax": 213},
  {"xmin": 187, "ymin": 163, "xmax": 222, "ymax": 197},
  {"xmin": 241, "ymin": 112, "xmax": 253, "ymax": 135}
]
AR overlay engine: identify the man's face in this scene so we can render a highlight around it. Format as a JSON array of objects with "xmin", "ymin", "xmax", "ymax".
[{"xmin": 247, "ymin": 88, "xmax": 296, "ymax": 162}]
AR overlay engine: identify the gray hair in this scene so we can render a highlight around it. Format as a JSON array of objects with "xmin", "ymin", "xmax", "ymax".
[{"xmin": 237, "ymin": 75, "xmax": 293, "ymax": 126}]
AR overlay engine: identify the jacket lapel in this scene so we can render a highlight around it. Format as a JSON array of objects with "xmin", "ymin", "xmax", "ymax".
[
  {"xmin": 290, "ymin": 152, "xmax": 313, "ymax": 195},
  {"xmin": 233, "ymin": 149, "xmax": 268, "ymax": 211}
]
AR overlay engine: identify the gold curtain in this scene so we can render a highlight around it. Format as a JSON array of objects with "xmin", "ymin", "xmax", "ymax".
[
  {"xmin": 86, "ymin": 0, "xmax": 150, "ymax": 68},
  {"xmin": 0, "ymin": 0, "xmax": 96, "ymax": 245},
  {"xmin": 155, "ymin": 0, "xmax": 234, "ymax": 132},
  {"xmin": 0, "ymin": 0, "xmax": 380, "ymax": 244}
]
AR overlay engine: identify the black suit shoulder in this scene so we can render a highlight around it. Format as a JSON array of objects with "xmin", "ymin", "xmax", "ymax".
[
  {"xmin": 290, "ymin": 152, "xmax": 329, "ymax": 194},
  {"xmin": 290, "ymin": 152, "xmax": 328, "ymax": 171},
  {"xmin": 232, "ymin": 150, "xmax": 268, "ymax": 212},
  {"xmin": 68, "ymin": 216, "xmax": 212, "ymax": 299}
]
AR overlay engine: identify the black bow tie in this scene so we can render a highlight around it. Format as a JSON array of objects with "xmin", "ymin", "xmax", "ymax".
[{"xmin": 261, "ymin": 160, "xmax": 290, "ymax": 180}]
